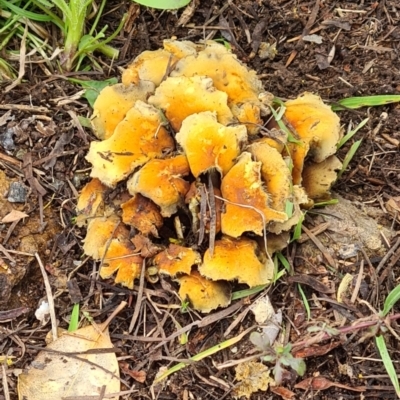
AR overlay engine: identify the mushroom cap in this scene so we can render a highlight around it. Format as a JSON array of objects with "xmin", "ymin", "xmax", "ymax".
[
  {"xmin": 148, "ymin": 76, "xmax": 234, "ymax": 132},
  {"xmin": 121, "ymin": 194, "xmax": 163, "ymax": 237},
  {"xmin": 230, "ymin": 103, "xmax": 262, "ymax": 135},
  {"xmin": 83, "ymin": 214, "xmax": 121, "ymax": 260},
  {"xmin": 248, "ymin": 141, "xmax": 293, "ymax": 212},
  {"xmin": 127, "ymin": 154, "xmax": 190, "ymax": 217},
  {"xmin": 91, "ymin": 81, "xmax": 155, "ymax": 140},
  {"xmin": 99, "ymin": 238, "xmax": 143, "ymax": 289},
  {"xmin": 122, "ymin": 49, "xmax": 179, "ymax": 87},
  {"xmin": 121, "ymin": 41, "xmax": 197, "ymax": 87},
  {"xmin": 176, "ymin": 111, "xmax": 247, "ymax": 178},
  {"xmin": 86, "ymin": 101, "xmax": 175, "ymax": 187},
  {"xmin": 302, "ymin": 155, "xmax": 342, "ymax": 201},
  {"xmin": 220, "ymin": 152, "xmax": 287, "ymax": 238},
  {"xmin": 177, "ymin": 270, "xmax": 231, "ymax": 313},
  {"xmin": 268, "ymin": 185, "xmax": 309, "ymax": 235},
  {"xmin": 284, "ymin": 92, "xmax": 341, "ymax": 184},
  {"xmin": 153, "ymin": 244, "xmax": 201, "ymax": 276},
  {"xmin": 172, "ymin": 41, "xmax": 264, "ymax": 106},
  {"xmin": 76, "ymin": 178, "xmax": 108, "ymax": 227},
  {"xmin": 162, "ymin": 39, "xmax": 198, "ymax": 58},
  {"xmin": 199, "ymin": 236, "xmax": 274, "ymax": 287}
]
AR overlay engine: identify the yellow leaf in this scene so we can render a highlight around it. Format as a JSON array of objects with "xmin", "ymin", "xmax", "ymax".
[{"xmin": 18, "ymin": 322, "xmax": 120, "ymax": 400}]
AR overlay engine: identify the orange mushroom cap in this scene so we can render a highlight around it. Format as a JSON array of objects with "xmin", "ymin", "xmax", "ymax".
[
  {"xmin": 199, "ymin": 236, "xmax": 274, "ymax": 287},
  {"xmin": 284, "ymin": 92, "xmax": 341, "ymax": 184},
  {"xmin": 248, "ymin": 141, "xmax": 292, "ymax": 212},
  {"xmin": 76, "ymin": 178, "xmax": 108, "ymax": 227},
  {"xmin": 122, "ymin": 194, "xmax": 163, "ymax": 237},
  {"xmin": 91, "ymin": 81, "xmax": 155, "ymax": 140},
  {"xmin": 99, "ymin": 238, "xmax": 143, "ymax": 289},
  {"xmin": 302, "ymin": 155, "xmax": 342, "ymax": 201},
  {"xmin": 220, "ymin": 152, "xmax": 287, "ymax": 238},
  {"xmin": 83, "ymin": 214, "xmax": 121, "ymax": 260},
  {"xmin": 153, "ymin": 244, "xmax": 201, "ymax": 276},
  {"xmin": 86, "ymin": 101, "xmax": 175, "ymax": 187},
  {"xmin": 177, "ymin": 270, "xmax": 231, "ymax": 313},
  {"xmin": 122, "ymin": 40, "xmax": 199, "ymax": 87},
  {"xmin": 148, "ymin": 76, "xmax": 234, "ymax": 132},
  {"xmin": 176, "ymin": 111, "xmax": 247, "ymax": 178},
  {"xmin": 127, "ymin": 154, "xmax": 190, "ymax": 217},
  {"xmin": 172, "ymin": 41, "xmax": 263, "ymax": 106}
]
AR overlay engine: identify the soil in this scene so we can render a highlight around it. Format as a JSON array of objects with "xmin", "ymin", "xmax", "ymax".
[{"xmin": 1, "ymin": 0, "xmax": 400, "ymax": 399}]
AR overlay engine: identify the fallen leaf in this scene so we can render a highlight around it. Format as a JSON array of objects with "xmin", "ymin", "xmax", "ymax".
[
  {"xmin": 295, "ymin": 376, "xmax": 365, "ymax": 392},
  {"xmin": 18, "ymin": 322, "xmax": 120, "ymax": 400},
  {"xmin": 1, "ymin": 210, "xmax": 28, "ymax": 223},
  {"xmin": 120, "ymin": 361, "xmax": 146, "ymax": 383},
  {"xmin": 270, "ymin": 386, "xmax": 296, "ymax": 399}
]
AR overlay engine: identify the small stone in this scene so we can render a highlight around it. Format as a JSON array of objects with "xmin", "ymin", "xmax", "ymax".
[
  {"xmin": 8, "ymin": 182, "xmax": 28, "ymax": 203},
  {"xmin": 0, "ymin": 128, "xmax": 15, "ymax": 152}
]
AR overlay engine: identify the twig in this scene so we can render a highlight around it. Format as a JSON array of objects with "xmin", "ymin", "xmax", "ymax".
[
  {"xmin": 129, "ymin": 260, "xmax": 146, "ymax": 333},
  {"xmin": 35, "ymin": 252, "xmax": 58, "ymax": 341},
  {"xmin": 1, "ymin": 364, "xmax": 10, "ymax": 400}
]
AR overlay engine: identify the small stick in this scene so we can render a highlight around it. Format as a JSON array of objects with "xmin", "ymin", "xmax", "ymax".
[{"xmin": 35, "ymin": 252, "xmax": 58, "ymax": 341}]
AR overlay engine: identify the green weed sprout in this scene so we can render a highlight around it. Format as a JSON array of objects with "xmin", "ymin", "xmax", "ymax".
[
  {"xmin": 250, "ymin": 332, "xmax": 306, "ymax": 384},
  {"xmin": 132, "ymin": 0, "xmax": 191, "ymax": 9}
]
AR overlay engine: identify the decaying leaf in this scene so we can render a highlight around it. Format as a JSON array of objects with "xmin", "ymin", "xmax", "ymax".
[
  {"xmin": 177, "ymin": 270, "xmax": 231, "ymax": 313},
  {"xmin": 234, "ymin": 361, "xmax": 273, "ymax": 398},
  {"xmin": 176, "ymin": 111, "xmax": 247, "ymax": 178},
  {"xmin": 18, "ymin": 322, "xmax": 120, "ymax": 400},
  {"xmin": 1, "ymin": 209, "xmax": 28, "ymax": 223}
]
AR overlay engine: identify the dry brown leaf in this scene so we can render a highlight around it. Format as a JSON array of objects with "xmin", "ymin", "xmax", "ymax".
[
  {"xmin": 18, "ymin": 322, "xmax": 120, "ymax": 400},
  {"xmin": 295, "ymin": 376, "xmax": 365, "ymax": 392},
  {"xmin": 1, "ymin": 209, "xmax": 28, "ymax": 223}
]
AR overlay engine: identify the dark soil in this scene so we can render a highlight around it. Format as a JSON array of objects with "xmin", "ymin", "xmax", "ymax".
[{"xmin": 1, "ymin": 0, "xmax": 400, "ymax": 399}]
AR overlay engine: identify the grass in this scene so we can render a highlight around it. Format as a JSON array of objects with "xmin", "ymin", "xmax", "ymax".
[{"xmin": 0, "ymin": 0, "xmax": 125, "ymax": 71}]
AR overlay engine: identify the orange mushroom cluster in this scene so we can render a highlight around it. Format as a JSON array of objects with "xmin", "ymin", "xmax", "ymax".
[{"xmin": 77, "ymin": 40, "xmax": 343, "ymax": 312}]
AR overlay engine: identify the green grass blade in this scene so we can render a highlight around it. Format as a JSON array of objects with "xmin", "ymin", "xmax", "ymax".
[
  {"xmin": 298, "ymin": 284, "xmax": 310, "ymax": 320},
  {"xmin": 332, "ymin": 95, "xmax": 400, "ymax": 111},
  {"xmin": 381, "ymin": 285, "xmax": 400, "ymax": 317},
  {"xmin": 154, "ymin": 326, "xmax": 254, "ymax": 382},
  {"xmin": 338, "ymin": 139, "xmax": 362, "ymax": 178},
  {"xmin": 132, "ymin": 0, "xmax": 191, "ymax": 9},
  {"xmin": 276, "ymin": 252, "xmax": 291, "ymax": 273},
  {"xmin": 68, "ymin": 303, "xmax": 80, "ymax": 332},
  {"xmin": 231, "ymin": 284, "xmax": 268, "ymax": 300},
  {"xmin": 375, "ymin": 335, "xmax": 400, "ymax": 397},
  {"xmin": 0, "ymin": 1, "xmax": 53, "ymax": 22},
  {"xmin": 337, "ymin": 117, "xmax": 369, "ymax": 149}
]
